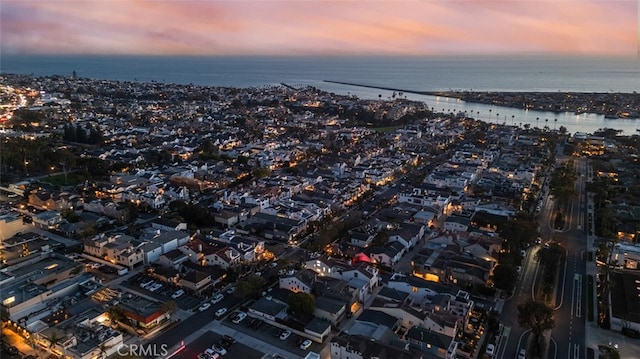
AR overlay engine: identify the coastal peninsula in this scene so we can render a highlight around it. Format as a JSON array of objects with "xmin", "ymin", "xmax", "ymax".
[{"xmin": 324, "ymin": 80, "xmax": 640, "ymax": 119}]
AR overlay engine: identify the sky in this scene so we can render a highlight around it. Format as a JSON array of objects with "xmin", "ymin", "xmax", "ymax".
[{"xmin": 0, "ymin": 0, "xmax": 637, "ymax": 56}]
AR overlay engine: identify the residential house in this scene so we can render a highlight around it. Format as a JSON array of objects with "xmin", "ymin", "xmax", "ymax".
[
  {"xmin": 157, "ymin": 249, "xmax": 189, "ymax": 269},
  {"xmin": 179, "ymin": 238, "xmax": 240, "ymax": 269},
  {"xmin": 279, "ymin": 269, "xmax": 317, "ymax": 293},
  {"xmin": 388, "ymin": 223, "xmax": 425, "ymax": 251},
  {"xmin": 248, "ymin": 297, "xmax": 288, "ymax": 321},
  {"xmin": 404, "ymin": 325, "xmax": 457, "ymax": 359},
  {"xmin": 443, "ymin": 216, "xmax": 470, "ymax": 233},
  {"xmin": 364, "ymin": 242, "xmax": 405, "ymax": 269},
  {"xmin": 314, "ymin": 295, "xmax": 347, "ymax": 325},
  {"xmin": 179, "ymin": 270, "xmax": 212, "ymax": 294}
]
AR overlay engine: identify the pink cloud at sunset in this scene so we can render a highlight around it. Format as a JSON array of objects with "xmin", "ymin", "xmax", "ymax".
[{"xmin": 0, "ymin": 0, "xmax": 636, "ymax": 56}]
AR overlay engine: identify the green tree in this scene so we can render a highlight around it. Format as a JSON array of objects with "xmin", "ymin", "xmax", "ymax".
[
  {"xmin": 517, "ymin": 300, "xmax": 555, "ymax": 335},
  {"xmin": 160, "ymin": 300, "xmax": 178, "ymax": 316},
  {"xmin": 236, "ymin": 275, "xmax": 266, "ymax": 299},
  {"xmin": 288, "ymin": 292, "xmax": 315, "ymax": 317},
  {"xmin": 252, "ymin": 166, "xmax": 271, "ymax": 179},
  {"xmin": 106, "ymin": 305, "xmax": 125, "ymax": 323},
  {"xmin": 491, "ymin": 264, "xmax": 518, "ymax": 293}
]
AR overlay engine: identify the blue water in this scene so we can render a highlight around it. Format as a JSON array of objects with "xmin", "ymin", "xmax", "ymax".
[{"xmin": 1, "ymin": 55, "xmax": 639, "ymax": 133}]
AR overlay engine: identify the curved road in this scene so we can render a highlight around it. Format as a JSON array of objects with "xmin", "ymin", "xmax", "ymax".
[{"xmin": 498, "ymin": 147, "xmax": 588, "ymax": 359}]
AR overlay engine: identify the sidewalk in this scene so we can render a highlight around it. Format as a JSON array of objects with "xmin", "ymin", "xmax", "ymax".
[{"xmin": 583, "ymin": 192, "xmax": 640, "ymax": 359}]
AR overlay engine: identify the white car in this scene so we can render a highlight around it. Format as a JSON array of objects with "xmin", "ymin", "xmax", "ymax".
[
  {"xmin": 517, "ymin": 348, "xmax": 526, "ymax": 359},
  {"xmin": 232, "ymin": 312, "xmax": 247, "ymax": 324},
  {"xmin": 211, "ymin": 344, "xmax": 227, "ymax": 356},
  {"xmin": 171, "ymin": 289, "xmax": 184, "ymax": 299},
  {"xmin": 205, "ymin": 348, "xmax": 220, "ymax": 359},
  {"xmin": 211, "ymin": 293, "xmax": 224, "ymax": 304},
  {"xmin": 486, "ymin": 343, "xmax": 495, "ymax": 357},
  {"xmin": 149, "ymin": 283, "xmax": 163, "ymax": 292},
  {"xmin": 226, "ymin": 286, "xmax": 236, "ymax": 295},
  {"xmin": 198, "ymin": 303, "xmax": 211, "ymax": 312},
  {"xmin": 215, "ymin": 307, "xmax": 228, "ymax": 317},
  {"xmin": 299, "ymin": 339, "xmax": 312, "ymax": 350},
  {"xmin": 279, "ymin": 330, "xmax": 291, "ymax": 340}
]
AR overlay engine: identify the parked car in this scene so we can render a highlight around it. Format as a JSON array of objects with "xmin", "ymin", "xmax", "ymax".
[
  {"xmin": 518, "ymin": 348, "xmax": 526, "ymax": 359},
  {"xmin": 198, "ymin": 303, "xmax": 211, "ymax": 312},
  {"xmin": 520, "ymin": 250, "xmax": 527, "ymax": 257},
  {"xmin": 218, "ymin": 339, "xmax": 232, "ymax": 349},
  {"xmin": 486, "ymin": 343, "xmax": 495, "ymax": 357},
  {"xmin": 204, "ymin": 348, "xmax": 220, "ymax": 359},
  {"xmin": 171, "ymin": 289, "xmax": 184, "ymax": 299},
  {"xmin": 222, "ymin": 335, "xmax": 236, "ymax": 344},
  {"xmin": 226, "ymin": 286, "xmax": 236, "ymax": 295},
  {"xmin": 299, "ymin": 339, "xmax": 312, "ymax": 350},
  {"xmin": 211, "ymin": 344, "xmax": 227, "ymax": 356},
  {"xmin": 211, "ymin": 293, "xmax": 224, "ymax": 304},
  {"xmin": 280, "ymin": 330, "xmax": 291, "ymax": 340},
  {"xmin": 232, "ymin": 312, "xmax": 247, "ymax": 324},
  {"xmin": 215, "ymin": 307, "xmax": 228, "ymax": 317}
]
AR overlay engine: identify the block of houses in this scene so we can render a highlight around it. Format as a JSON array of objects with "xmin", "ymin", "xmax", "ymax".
[
  {"xmin": 330, "ymin": 333, "xmax": 423, "ymax": 359},
  {"xmin": 84, "ymin": 234, "xmax": 145, "ymax": 269},
  {"xmin": 35, "ymin": 308, "xmax": 124, "ymax": 359},
  {"xmin": 179, "ymin": 238, "xmax": 240, "ymax": 269}
]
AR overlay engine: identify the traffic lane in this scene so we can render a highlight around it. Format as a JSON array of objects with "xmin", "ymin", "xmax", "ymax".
[{"xmin": 171, "ymin": 331, "xmax": 263, "ymax": 359}]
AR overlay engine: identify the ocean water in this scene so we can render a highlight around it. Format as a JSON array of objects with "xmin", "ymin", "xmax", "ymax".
[{"xmin": 1, "ymin": 55, "xmax": 639, "ymax": 134}]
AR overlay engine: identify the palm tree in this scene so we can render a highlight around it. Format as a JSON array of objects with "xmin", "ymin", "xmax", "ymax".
[
  {"xmin": 512, "ymin": 114, "xmax": 515, "ymax": 126},
  {"xmin": 554, "ymin": 118, "xmax": 558, "ymax": 130},
  {"xmin": 536, "ymin": 117, "xmax": 539, "ymax": 128},
  {"xmin": 97, "ymin": 343, "xmax": 109, "ymax": 359},
  {"xmin": 49, "ymin": 330, "xmax": 64, "ymax": 358},
  {"xmin": 517, "ymin": 300, "xmax": 555, "ymax": 357}
]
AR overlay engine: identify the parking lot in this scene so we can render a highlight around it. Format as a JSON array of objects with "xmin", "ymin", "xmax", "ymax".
[
  {"xmin": 172, "ymin": 331, "xmax": 263, "ymax": 359},
  {"xmin": 125, "ymin": 273, "xmax": 202, "ymax": 311},
  {"xmin": 223, "ymin": 312, "xmax": 322, "ymax": 355}
]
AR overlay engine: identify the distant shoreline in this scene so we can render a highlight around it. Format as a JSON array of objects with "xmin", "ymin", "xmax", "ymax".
[{"xmin": 322, "ymin": 80, "xmax": 640, "ymax": 119}]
